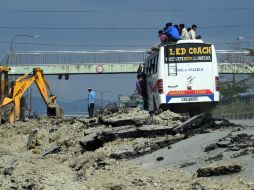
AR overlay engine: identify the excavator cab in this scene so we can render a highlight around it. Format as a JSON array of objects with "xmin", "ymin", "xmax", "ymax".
[
  {"xmin": 0, "ymin": 66, "xmax": 10, "ymax": 100},
  {"xmin": 0, "ymin": 67, "xmax": 14, "ymax": 123}
]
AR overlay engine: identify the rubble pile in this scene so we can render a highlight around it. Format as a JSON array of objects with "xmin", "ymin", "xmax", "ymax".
[
  {"xmin": 203, "ymin": 131, "xmax": 254, "ymax": 159},
  {"xmin": 0, "ymin": 108, "xmax": 254, "ymax": 189}
]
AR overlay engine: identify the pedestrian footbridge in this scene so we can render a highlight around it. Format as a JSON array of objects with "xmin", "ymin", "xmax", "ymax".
[{"xmin": 0, "ymin": 50, "xmax": 253, "ymax": 75}]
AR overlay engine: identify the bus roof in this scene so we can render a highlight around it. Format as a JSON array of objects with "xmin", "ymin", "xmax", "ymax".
[
  {"xmin": 146, "ymin": 40, "xmax": 212, "ymax": 56},
  {"xmin": 176, "ymin": 39, "xmax": 204, "ymax": 44}
]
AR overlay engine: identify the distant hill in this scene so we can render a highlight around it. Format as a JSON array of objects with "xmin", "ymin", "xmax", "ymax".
[{"xmin": 30, "ymin": 96, "xmax": 115, "ymax": 115}]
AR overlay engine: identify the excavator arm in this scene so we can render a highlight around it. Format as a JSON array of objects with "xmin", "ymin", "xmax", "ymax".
[
  {"xmin": 33, "ymin": 68, "xmax": 63, "ymax": 117},
  {"xmin": 0, "ymin": 67, "xmax": 63, "ymax": 123}
]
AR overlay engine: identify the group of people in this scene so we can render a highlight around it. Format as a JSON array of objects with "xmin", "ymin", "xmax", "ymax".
[
  {"xmin": 147, "ymin": 22, "xmax": 201, "ymax": 54},
  {"xmin": 158, "ymin": 22, "xmax": 201, "ymax": 45}
]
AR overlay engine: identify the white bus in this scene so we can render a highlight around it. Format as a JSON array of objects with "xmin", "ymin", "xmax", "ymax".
[{"xmin": 141, "ymin": 39, "xmax": 220, "ymax": 115}]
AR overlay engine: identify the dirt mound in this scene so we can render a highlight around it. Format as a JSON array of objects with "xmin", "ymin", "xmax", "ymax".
[{"xmin": 0, "ymin": 112, "xmax": 253, "ymax": 189}]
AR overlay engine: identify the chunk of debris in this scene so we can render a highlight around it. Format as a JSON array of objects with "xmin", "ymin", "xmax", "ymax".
[
  {"xmin": 3, "ymin": 166, "xmax": 14, "ymax": 176},
  {"xmin": 99, "ymin": 125, "xmax": 175, "ymax": 140},
  {"xmin": 110, "ymin": 136, "xmax": 184, "ymax": 160},
  {"xmin": 180, "ymin": 161, "xmax": 197, "ymax": 168},
  {"xmin": 197, "ymin": 161, "xmax": 242, "ymax": 177},
  {"xmin": 204, "ymin": 143, "xmax": 218, "ymax": 152},
  {"xmin": 156, "ymin": 156, "xmax": 164, "ymax": 161},
  {"xmin": 69, "ymin": 156, "xmax": 89, "ymax": 171},
  {"xmin": 172, "ymin": 113, "xmax": 211, "ymax": 134},
  {"xmin": 79, "ymin": 125, "xmax": 178, "ymax": 153},
  {"xmin": 148, "ymin": 110, "xmax": 184, "ymax": 126},
  {"xmin": 42, "ymin": 145, "xmax": 61, "ymax": 156},
  {"xmin": 109, "ymin": 185, "xmax": 123, "ymax": 190},
  {"xmin": 231, "ymin": 149, "xmax": 250, "ymax": 158},
  {"xmin": 79, "ymin": 132, "xmax": 104, "ymax": 152},
  {"xmin": 27, "ymin": 128, "xmax": 39, "ymax": 150},
  {"xmin": 110, "ymin": 150, "xmax": 136, "ymax": 160},
  {"xmin": 100, "ymin": 108, "xmax": 150, "ymax": 127},
  {"xmin": 80, "ymin": 117, "xmax": 99, "ymax": 128},
  {"xmin": 216, "ymin": 141, "xmax": 229, "ymax": 148},
  {"xmin": 214, "ymin": 119, "xmax": 234, "ymax": 127},
  {"xmin": 49, "ymin": 127, "xmax": 58, "ymax": 133},
  {"xmin": 205, "ymin": 153, "xmax": 223, "ymax": 162}
]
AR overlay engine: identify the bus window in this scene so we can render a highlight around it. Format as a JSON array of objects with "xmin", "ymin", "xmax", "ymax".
[
  {"xmin": 154, "ymin": 55, "xmax": 158, "ymax": 73},
  {"xmin": 144, "ymin": 54, "xmax": 159, "ymax": 75},
  {"xmin": 148, "ymin": 60, "xmax": 152, "ymax": 74},
  {"xmin": 153, "ymin": 56, "xmax": 158, "ymax": 74},
  {"xmin": 151, "ymin": 57, "xmax": 155, "ymax": 74},
  {"xmin": 144, "ymin": 61, "xmax": 149, "ymax": 74}
]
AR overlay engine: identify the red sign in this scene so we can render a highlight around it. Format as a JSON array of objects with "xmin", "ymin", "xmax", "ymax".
[
  {"xmin": 96, "ymin": 65, "xmax": 104, "ymax": 73},
  {"xmin": 167, "ymin": 89, "xmax": 213, "ymax": 96}
]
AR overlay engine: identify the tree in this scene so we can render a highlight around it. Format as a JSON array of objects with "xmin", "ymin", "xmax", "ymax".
[
  {"xmin": 219, "ymin": 48, "xmax": 254, "ymax": 103},
  {"xmin": 247, "ymin": 48, "xmax": 254, "ymax": 56}
]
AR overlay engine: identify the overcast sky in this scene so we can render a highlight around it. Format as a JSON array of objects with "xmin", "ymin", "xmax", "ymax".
[{"xmin": 0, "ymin": 0, "xmax": 254, "ymax": 110}]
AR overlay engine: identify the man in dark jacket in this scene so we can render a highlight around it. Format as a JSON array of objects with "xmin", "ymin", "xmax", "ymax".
[
  {"xmin": 163, "ymin": 22, "xmax": 182, "ymax": 42},
  {"xmin": 140, "ymin": 74, "xmax": 148, "ymax": 110}
]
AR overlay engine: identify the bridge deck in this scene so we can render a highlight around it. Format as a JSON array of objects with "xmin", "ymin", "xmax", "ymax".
[
  {"xmin": 1, "ymin": 50, "xmax": 253, "ymax": 75},
  {"xmin": 7, "ymin": 63, "xmax": 254, "ymax": 75}
]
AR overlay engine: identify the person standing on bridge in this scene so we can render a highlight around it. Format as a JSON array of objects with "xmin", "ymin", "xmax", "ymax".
[{"xmin": 88, "ymin": 88, "xmax": 96, "ymax": 118}]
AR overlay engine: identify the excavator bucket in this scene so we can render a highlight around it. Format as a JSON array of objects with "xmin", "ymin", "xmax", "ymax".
[{"xmin": 47, "ymin": 104, "xmax": 64, "ymax": 118}]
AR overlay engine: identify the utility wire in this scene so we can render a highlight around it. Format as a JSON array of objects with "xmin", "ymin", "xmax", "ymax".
[
  {"xmin": 0, "ymin": 41, "xmax": 254, "ymax": 48},
  {"xmin": 0, "ymin": 7, "xmax": 253, "ymax": 13},
  {"xmin": 0, "ymin": 41, "xmax": 150, "ymax": 47},
  {"xmin": 0, "ymin": 25, "xmax": 254, "ymax": 30},
  {"xmin": 0, "ymin": 26, "xmax": 157, "ymax": 30}
]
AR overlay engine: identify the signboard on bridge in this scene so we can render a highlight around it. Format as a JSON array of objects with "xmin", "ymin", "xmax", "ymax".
[{"xmin": 96, "ymin": 65, "xmax": 104, "ymax": 73}]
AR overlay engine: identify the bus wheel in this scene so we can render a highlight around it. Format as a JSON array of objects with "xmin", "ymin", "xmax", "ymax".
[
  {"xmin": 159, "ymin": 104, "xmax": 168, "ymax": 112},
  {"xmin": 189, "ymin": 108, "xmax": 201, "ymax": 117}
]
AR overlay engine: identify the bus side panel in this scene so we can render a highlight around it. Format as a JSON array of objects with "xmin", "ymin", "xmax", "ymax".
[{"xmin": 144, "ymin": 52, "xmax": 160, "ymax": 112}]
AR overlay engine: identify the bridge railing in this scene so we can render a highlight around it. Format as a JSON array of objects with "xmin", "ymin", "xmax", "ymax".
[
  {"xmin": 1, "ymin": 50, "xmax": 148, "ymax": 66},
  {"xmin": 0, "ymin": 54, "xmax": 9, "ymax": 66},
  {"xmin": 0, "ymin": 49, "xmax": 251, "ymax": 66}
]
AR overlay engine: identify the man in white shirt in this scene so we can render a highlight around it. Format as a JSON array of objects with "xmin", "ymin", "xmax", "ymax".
[
  {"xmin": 179, "ymin": 24, "xmax": 190, "ymax": 40},
  {"xmin": 189, "ymin": 24, "xmax": 197, "ymax": 39}
]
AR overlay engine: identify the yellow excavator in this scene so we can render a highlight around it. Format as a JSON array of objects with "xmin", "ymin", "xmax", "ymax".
[{"xmin": 0, "ymin": 67, "xmax": 63, "ymax": 124}]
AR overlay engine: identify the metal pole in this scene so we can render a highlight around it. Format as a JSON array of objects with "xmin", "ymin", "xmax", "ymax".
[{"xmin": 9, "ymin": 34, "xmax": 40, "ymax": 65}]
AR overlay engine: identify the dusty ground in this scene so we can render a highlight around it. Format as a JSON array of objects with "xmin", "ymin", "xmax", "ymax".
[{"xmin": 0, "ymin": 108, "xmax": 254, "ymax": 190}]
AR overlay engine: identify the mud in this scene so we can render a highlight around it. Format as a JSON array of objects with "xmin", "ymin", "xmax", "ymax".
[{"xmin": 0, "ymin": 108, "xmax": 254, "ymax": 189}]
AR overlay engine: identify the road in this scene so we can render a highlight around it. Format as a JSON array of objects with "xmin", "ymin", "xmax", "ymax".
[
  {"xmin": 132, "ymin": 120, "xmax": 254, "ymax": 180},
  {"xmin": 230, "ymin": 119, "xmax": 254, "ymax": 127}
]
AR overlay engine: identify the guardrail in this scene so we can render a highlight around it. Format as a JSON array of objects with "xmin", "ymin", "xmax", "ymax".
[
  {"xmin": 213, "ymin": 112, "xmax": 254, "ymax": 120},
  {"xmin": 64, "ymin": 112, "xmax": 88, "ymax": 118}
]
